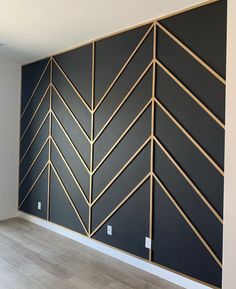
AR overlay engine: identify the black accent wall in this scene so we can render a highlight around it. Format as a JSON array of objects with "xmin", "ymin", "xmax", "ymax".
[{"xmin": 19, "ymin": 1, "xmax": 227, "ymax": 288}]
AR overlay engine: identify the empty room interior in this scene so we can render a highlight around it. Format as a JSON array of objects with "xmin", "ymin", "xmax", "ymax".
[{"xmin": 0, "ymin": 0, "xmax": 236, "ymax": 288}]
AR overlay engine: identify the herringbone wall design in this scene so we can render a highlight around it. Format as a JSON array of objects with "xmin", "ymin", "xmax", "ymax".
[{"xmin": 19, "ymin": 0, "xmax": 227, "ymax": 287}]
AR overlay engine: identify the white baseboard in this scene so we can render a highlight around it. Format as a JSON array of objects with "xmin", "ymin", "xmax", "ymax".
[{"xmin": 18, "ymin": 211, "xmax": 212, "ymax": 289}]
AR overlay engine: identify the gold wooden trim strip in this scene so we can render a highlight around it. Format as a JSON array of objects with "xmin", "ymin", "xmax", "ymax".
[
  {"xmin": 94, "ymin": 24, "xmax": 154, "ymax": 112},
  {"xmin": 149, "ymin": 21, "xmax": 157, "ymax": 261},
  {"xmin": 19, "ymin": 137, "xmax": 49, "ymax": 188},
  {"xmin": 47, "ymin": 58, "xmax": 53, "ymax": 221},
  {"xmin": 52, "ymin": 57, "xmax": 92, "ymax": 113},
  {"xmin": 92, "ymin": 99, "xmax": 152, "ymax": 175},
  {"xmin": 19, "ymin": 111, "xmax": 50, "ymax": 165},
  {"xmin": 89, "ymin": 42, "xmax": 95, "ymax": 235},
  {"xmin": 52, "ymin": 84, "xmax": 91, "ymax": 143},
  {"xmin": 154, "ymin": 98, "xmax": 224, "ymax": 176},
  {"xmin": 51, "ymin": 110, "xmax": 90, "ymax": 174},
  {"xmin": 18, "ymin": 162, "xmax": 49, "ymax": 209},
  {"xmin": 90, "ymin": 173, "xmax": 151, "ymax": 237},
  {"xmin": 93, "ymin": 61, "xmax": 153, "ymax": 143},
  {"xmin": 51, "ymin": 137, "xmax": 89, "ymax": 206},
  {"xmin": 155, "ymin": 59, "xmax": 225, "ymax": 129},
  {"xmin": 153, "ymin": 173, "xmax": 222, "ymax": 268},
  {"xmin": 51, "ymin": 162, "xmax": 89, "ymax": 236},
  {"xmin": 92, "ymin": 136, "xmax": 151, "ymax": 206},
  {"xmin": 153, "ymin": 135, "xmax": 223, "ymax": 224},
  {"xmin": 20, "ymin": 85, "xmax": 50, "ymax": 142},
  {"xmin": 156, "ymin": 22, "xmax": 226, "ymax": 85},
  {"xmin": 21, "ymin": 59, "xmax": 51, "ymax": 119}
]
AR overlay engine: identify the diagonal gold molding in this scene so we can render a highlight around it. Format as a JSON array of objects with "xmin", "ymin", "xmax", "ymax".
[
  {"xmin": 154, "ymin": 98, "xmax": 224, "ymax": 176},
  {"xmin": 52, "ymin": 57, "xmax": 92, "ymax": 113},
  {"xmin": 92, "ymin": 136, "xmax": 151, "ymax": 206},
  {"xmin": 21, "ymin": 59, "xmax": 51, "ymax": 119},
  {"xmin": 19, "ymin": 111, "xmax": 50, "ymax": 165},
  {"xmin": 153, "ymin": 135, "xmax": 223, "ymax": 224},
  {"xmin": 92, "ymin": 99, "xmax": 152, "ymax": 175},
  {"xmin": 19, "ymin": 137, "xmax": 49, "ymax": 188},
  {"xmin": 51, "ymin": 162, "xmax": 89, "ymax": 236},
  {"xmin": 155, "ymin": 59, "xmax": 225, "ymax": 129},
  {"xmin": 52, "ymin": 84, "xmax": 91, "ymax": 143},
  {"xmin": 94, "ymin": 23, "xmax": 154, "ymax": 112},
  {"xmin": 93, "ymin": 61, "xmax": 153, "ymax": 143},
  {"xmin": 51, "ymin": 110, "xmax": 90, "ymax": 174},
  {"xmin": 18, "ymin": 162, "xmax": 49, "ymax": 209},
  {"xmin": 153, "ymin": 172, "xmax": 222, "ymax": 268},
  {"xmin": 90, "ymin": 173, "xmax": 151, "ymax": 237},
  {"xmin": 20, "ymin": 85, "xmax": 50, "ymax": 142},
  {"xmin": 51, "ymin": 136, "xmax": 89, "ymax": 205},
  {"xmin": 156, "ymin": 22, "xmax": 226, "ymax": 85}
]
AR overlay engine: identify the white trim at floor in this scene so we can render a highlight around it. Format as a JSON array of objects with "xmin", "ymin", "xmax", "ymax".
[{"xmin": 18, "ymin": 211, "xmax": 212, "ymax": 289}]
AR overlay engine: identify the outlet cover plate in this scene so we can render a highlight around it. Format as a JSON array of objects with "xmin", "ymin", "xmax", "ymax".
[
  {"xmin": 145, "ymin": 237, "xmax": 152, "ymax": 249},
  {"xmin": 107, "ymin": 225, "xmax": 112, "ymax": 236}
]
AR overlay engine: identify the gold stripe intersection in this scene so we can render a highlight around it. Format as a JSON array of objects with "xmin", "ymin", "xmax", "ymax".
[
  {"xmin": 155, "ymin": 59, "xmax": 225, "ymax": 129},
  {"xmin": 52, "ymin": 57, "xmax": 92, "ymax": 113},
  {"xmin": 94, "ymin": 23, "xmax": 154, "ymax": 112},
  {"xmin": 156, "ymin": 22, "xmax": 226, "ymax": 85},
  {"xmin": 154, "ymin": 98, "xmax": 224, "ymax": 176},
  {"xmin": 51, "ymin": 162, "xmax": 89, "ymax": 235},
  {"xmin": 153, "ymin": 135, "xmax": 223, "ymax": 224}
]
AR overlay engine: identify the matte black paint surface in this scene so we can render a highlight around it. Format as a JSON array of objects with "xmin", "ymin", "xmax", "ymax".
[
  {"xmin": 94, "ymin": 30, "xmax": 153, "ymax": 136},
  {"xmin": 94, "ymin": 180, "xmax": 150, "ymax": 259},
  {"xmin": 19, "ymin": 1, "xmax": 226, "ymax": 287},
  {"xmin": 93, "ymin": 67, "xmax": 152, "ymax": 167},
  {"xmin": 154, "ymin": 104, "xmax": 224, "ymax": 218},
  {"xmin": 93, "ymin": 107, "xmax": 151, "ymax": 199},
  {"xmin": 20, "ymin": 167, "xmax": 48, "ymax": 220},
  {"xmin": 160, "ymin": 0, "xmax": 227, "ymax": 78},
  {"xmin": 51, "ymin": 143, "xmax": 89, "ymax": 228},
  {"xmin": 153, "ymin": 181, "xmax": 222, "ymax": 287},
  {"xmin": 92, "ymin": 144, "xmax": 150, "ymax": 230},
  {"xmin": 21, "ymin": 65, "xmax": 50, "ymax": 136},
  {"xmin": 52, "ymin": 88, "xmax": 90, "ymax": 167},
  {"xmin": 51, "ymin": 116, "xmax": 90, "ymax": 198},
  {"xmin": 157, "ymin": 28, "xmax": 225, "ymax": 122},
  {"xmin": 50, "ymin": 170, "xmax": 86, "ymax": 235},
  {"xmin": 156, "ymin": 66, "xmax": 225, "ymax": 169},
  {"xmin": 54, "ymin": 44, "xmax": 93, "ymax": 107},
  {"xmin": 52, "ymin": 62, "xmax": 91, "ymax": 136},
  {"xmin": 21, "ymin": 58, "xmax": 49, "ymax": 112},
  {"xmin": 95, "ymin": 24, "xmax": 151, "ymax": 105},
  {"xmin": 154, "ymin": 143, "xmax": 223, "ymax": 260}
]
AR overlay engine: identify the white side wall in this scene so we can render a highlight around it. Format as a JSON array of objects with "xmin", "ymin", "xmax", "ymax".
[
  {"xmin": 222, "ymin": 0, "xmax": 236, "ymax": 288},
  {"xmin": 0, "ymin": 59, "xmax": 21, "ymax": 220}
]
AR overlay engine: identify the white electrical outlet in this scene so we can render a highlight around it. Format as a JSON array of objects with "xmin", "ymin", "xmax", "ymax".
[
  {"xmin": 145, "ymin": 237, "xmax": 152, "ymax": 249},
  {"xmin": 38, "ymin": 202, "xmax": 42, "ymax": 210},
  {"xmin": 107, "ymin": 225, "xmax": 112, "ymax": 236}
]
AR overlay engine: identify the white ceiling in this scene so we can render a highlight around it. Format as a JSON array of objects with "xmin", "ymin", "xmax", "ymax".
[{"xmin": 0, "ymin": 0, "xmax": 207, "ymax": 65}]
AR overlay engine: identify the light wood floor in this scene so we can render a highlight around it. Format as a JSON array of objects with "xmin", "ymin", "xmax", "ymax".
[{"xmin": 0, "ymin": 218, "xmax": 183, "ymax": 289}]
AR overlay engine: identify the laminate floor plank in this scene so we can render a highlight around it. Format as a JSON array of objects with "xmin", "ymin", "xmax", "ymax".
[{"xmin": 0, "ymin": 218, "xmax": 183, "ymax": 289}]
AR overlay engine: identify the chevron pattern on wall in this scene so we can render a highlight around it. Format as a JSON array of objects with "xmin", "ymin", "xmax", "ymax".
[{"xmin": 19, "ymin": 1, "xmax": 227, "ymax": 287}]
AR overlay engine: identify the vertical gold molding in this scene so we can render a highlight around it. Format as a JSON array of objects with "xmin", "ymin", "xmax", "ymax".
[
  {"xmin": 47, "ymin": 58, "xmax": 53, "ymax": 221},
  {"xmin": 149, "ymin": 21, "xmax": 157, "ymax": 261},
  {"xmin": 89, "ymin": 42, "xmax": 95, "ymax": 236}
]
